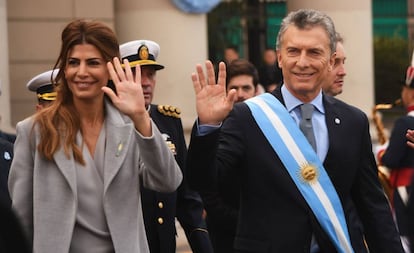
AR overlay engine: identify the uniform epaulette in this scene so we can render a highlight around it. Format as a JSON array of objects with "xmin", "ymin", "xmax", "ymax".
[{"xmin": 157, "ymin": 105, "xmax": 181, "ymax": 118}]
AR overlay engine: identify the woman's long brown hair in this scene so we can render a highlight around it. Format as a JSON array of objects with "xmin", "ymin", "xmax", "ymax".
[{"xmin": 34, "ymin": 19, "xmax": 120, "ymax": 164}]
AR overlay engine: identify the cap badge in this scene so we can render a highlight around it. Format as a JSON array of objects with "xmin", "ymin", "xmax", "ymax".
[{"xmin": 138, "ymin": 45, "xmax": 149, "ymax": 60}]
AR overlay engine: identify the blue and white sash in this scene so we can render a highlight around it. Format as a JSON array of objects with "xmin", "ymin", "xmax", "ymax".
[{"xmin": 245, "ymin": 93, "xmax": 353, "ymax": 253}]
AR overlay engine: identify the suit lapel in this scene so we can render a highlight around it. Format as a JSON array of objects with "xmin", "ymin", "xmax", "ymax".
[
  {"xmin": 103, "ymin": 101, "xmax": 133, "ymax": 193},
  {"xmin": 53, "ymin": 147, "xmax": 77, "ymax": 197},
  {"xmin": 322, "ymin": 95, "xmax": 341, "ymax": 160},
  {"xmin": 51, "ymin": 101, "xmax": 134, "ymax": 199}
]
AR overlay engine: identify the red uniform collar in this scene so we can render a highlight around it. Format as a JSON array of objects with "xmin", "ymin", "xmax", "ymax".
[{"xmin": 407, "ymin": 105, "xmax": 414, "ymax": 113}]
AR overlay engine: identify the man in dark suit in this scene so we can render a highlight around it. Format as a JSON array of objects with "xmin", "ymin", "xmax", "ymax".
[
  {"xmin": 187, "ymin": 9, "xmax": 403, "ymax": 252},
  {"xmin": 200, "ymin": 58, "xmax": 259, "ymax": 253},
  {"xmin": 120, "ymin": 40, "xmax": 213, "ymax": 253}
]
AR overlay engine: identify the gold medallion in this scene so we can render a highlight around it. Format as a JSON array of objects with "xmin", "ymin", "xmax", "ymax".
[
  {"xmin": 138, "ymin": 45, "xmax": 149, "ymax": 60},
  {"xmin": 299, "ymin": 163, "xmax": 318, "ymax": 184}
]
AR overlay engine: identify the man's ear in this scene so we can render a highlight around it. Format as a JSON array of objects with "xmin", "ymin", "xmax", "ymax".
[
  {"xmin": 35, "ymin": 104, "xmax": 42, "ymax": 112},
  {"xmin": 328, "ymin": 52, "xmax": 336, "ymax": 72}
]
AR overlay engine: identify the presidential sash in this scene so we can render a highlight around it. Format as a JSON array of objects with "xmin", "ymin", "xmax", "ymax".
[{"xmin": 245, "ymin": 93, "xmax": 353, "ymax": 253}]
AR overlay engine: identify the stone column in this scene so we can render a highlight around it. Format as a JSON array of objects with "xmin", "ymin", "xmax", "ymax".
[
  {"xmin": 287, "ymin": 0, "xmax": 374, "ymax": 115},
  {"xmin": 0, "ymin": 0, "xmax": 12, "ymax": 132},
  {"xmin": 115, "ymin": 0, "xmax": 208, "ymax": 130}
]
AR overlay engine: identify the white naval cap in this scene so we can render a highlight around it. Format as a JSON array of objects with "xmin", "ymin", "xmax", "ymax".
[
  {"xmin": 26, "ymin": 69, "xmax": 58, "ymax": 101},
  {"xmin": 120, "ymin": 40, "xmax": 164, "ymax": 70}
]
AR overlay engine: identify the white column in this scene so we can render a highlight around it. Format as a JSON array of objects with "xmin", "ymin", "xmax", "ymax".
[
  {"xmin": 114, "ymin": 0, "xmax": 208, "ymax": 129},
  {"xmin": 0, "ymin": 0, "xmax": 13, "ymax": 132},
  {"xmin": 288, "ymin": 0, "xmax": 374, "ymax": 115}
]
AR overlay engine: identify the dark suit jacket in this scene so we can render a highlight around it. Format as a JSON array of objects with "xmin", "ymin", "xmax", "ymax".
[
  {"xmin": 187, "ymin": 87, "xmax": 404, "ymax": 253},
  {"xmin": 200, "ymin": 175, "xmax": 240, "ymax": 253},
  {"xmin": 141, "ymin": 104, "xmax": 213, "ymax": 253}
]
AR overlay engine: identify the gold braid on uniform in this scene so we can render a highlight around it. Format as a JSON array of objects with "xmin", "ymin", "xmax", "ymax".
[
  {"xmin": 189, "ymin": 228, "xmax": 209, "ymax": 239},
  {"xmin": 157, "ymin": 105, "xmax": 181, "ymax": 118}
]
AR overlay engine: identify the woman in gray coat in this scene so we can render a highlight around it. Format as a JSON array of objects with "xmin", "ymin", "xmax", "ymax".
[{"xmin": 8, "ymin": 19, "xmax": 182, "ymax": 253}]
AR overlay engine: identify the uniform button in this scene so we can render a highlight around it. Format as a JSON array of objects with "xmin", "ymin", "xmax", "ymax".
[
  {"xmin": 157, "ymin": 217, "xmax": 164, "ymax": 224},
  {"xmin": 158, "ymin": 201, "xmax": 164, "ymax": 209}
]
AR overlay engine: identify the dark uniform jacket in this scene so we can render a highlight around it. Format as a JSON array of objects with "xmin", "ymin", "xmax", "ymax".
[
  {"xmin": 0, "ymin": 130, "xmax": 16, "ymax": 144},
  {"xmin": 0, "ymin": 136, "xmax": 30, "ymax": 252},
  {"xmin": 0, "ymin": 138, "xmax": 13, "ymax": 206},
  {"xmin": 187, "ymin": 87, "xmax": 404, "ymax": 253},
  {"xmin": 141, "ymin": 104, "xmax": 213, "ymax": 253},
  {"xmin": 381, "ymin": 112, "xmax": 414, "ymax": 239}
]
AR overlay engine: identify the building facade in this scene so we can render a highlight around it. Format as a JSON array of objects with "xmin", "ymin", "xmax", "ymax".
[{"xmin": 2, "ymin": 0, "xmax": 374, "ymax": 135}]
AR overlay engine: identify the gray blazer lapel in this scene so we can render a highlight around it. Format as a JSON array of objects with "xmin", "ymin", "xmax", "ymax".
[
  {"xmin": 103, "ymin": 101, "xmax": 133, "ymax": 192},
  {"xmin": 53, "ymin": 147, "xmax": 77, "ymax": 197}
]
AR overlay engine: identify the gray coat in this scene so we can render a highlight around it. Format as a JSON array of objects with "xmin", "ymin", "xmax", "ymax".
[{"xmin": 8, "ymin": 100, "xmax": 182, "ymax": 253}]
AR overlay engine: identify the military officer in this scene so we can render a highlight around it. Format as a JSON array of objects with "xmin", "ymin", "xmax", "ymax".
[
  {"xmin": 120, "ymin": 40, "xmax": 213, "ymax": 253},
  {"xmin": 26, "ymin": 69, "xmax": 58, "ymax": 110},
  {"xmin": 1, "ymin": 69, "xmax": 58, "ymax": 205},
  {"xmin": 380, "ymin": 65, "xmax": 414, "ymax": 252}
]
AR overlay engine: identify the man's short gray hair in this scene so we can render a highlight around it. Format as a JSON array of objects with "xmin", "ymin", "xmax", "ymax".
[{"xmin": 276, "ymin": 9, "xmax": 337, "ymax": 53}]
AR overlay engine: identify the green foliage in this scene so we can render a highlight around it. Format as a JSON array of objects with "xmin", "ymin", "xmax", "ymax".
[{"xmin": 374, "ymin": 36, "xmax": 410, "ymax": 104}]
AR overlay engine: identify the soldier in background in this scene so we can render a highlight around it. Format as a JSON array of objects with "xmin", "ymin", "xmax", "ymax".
[
  {"xmin": 0, "ymin": 69, "xmax": 57, "ymax": 206},
  {"xmin": 379, "ymin": 66, "xmax": 414, "ymax": 253},
  {"xmin": 26, "ymin": 69, "xmax": 58, "ymax": 111},
  {"xmin": 120, "ymin": 40, "xmax": 213, "ymax": 253}
]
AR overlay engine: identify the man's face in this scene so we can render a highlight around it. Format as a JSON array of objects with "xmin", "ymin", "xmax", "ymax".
[
  {"xmin": 224, "ymin": 48, "xmax": 239, "ymax": 63},
  {"xmin": 226, "ymin": 75, "xmax": 256, "ymax": 102},
  {"xmin": 36, "ymin": 100, "xmax": 53, "ymax": 111},
  {"xmin": 263, "ymin": 49, "xmax": 277, "ymax": 65},
  {"xmin": 401, "ymin": 86, "xmax": 414, "ymax": 107},
  {"xmin": 323, "ymin": 42, "xmax": 346, "ymax": 96},
  {"xmin": 277, "ymin": 25, "xmax": 334, "ymax": 102},
  {"xmin": 140, "ymin": 66, "xmax": 157, "ymax": 107}
]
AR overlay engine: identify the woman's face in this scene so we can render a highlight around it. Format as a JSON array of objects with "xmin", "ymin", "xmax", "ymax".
[{"xmin": 64, "ymin": 44, "xmax": 109, "ymax": 102}]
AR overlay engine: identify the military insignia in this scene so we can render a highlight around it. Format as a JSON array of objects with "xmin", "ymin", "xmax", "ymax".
[
  {"xmin": 161, "ymin": 133, "xmax": 177, "ymax": 155},
  {"xmin": 3, "ymin": 151, "xmax": 11, "ymax": 160},
  {"xmin": 138, "ymin": 45, "xmax": 149, "ymax": 60},
  {"xmin": 166, "ymin": 140, "xmax": 177, "ymax": 155},
  {"xmin": 157, "ymin": 104, "xmax": 181, "ymax": 118},
  {"xmin": 299, "ymin": 163, "xmax": 318, "ymax": 184}
]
